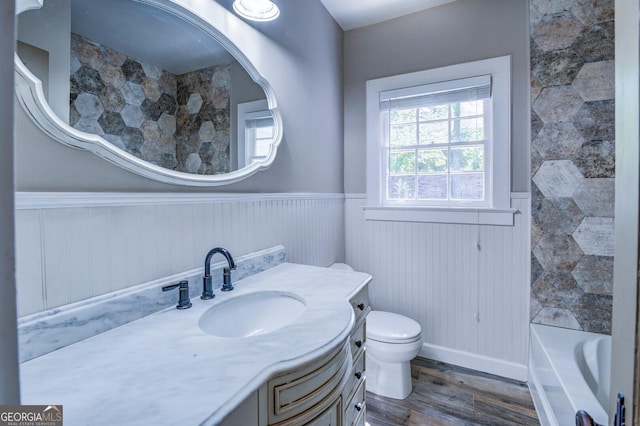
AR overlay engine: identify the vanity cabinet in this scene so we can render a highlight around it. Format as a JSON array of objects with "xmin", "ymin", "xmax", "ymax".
[
  {"xmin": 221, "ymin": 284, "xmax": 370, "ymax": 426},
  {"xmin": 343, "ymin": 285, "xmax": 369, "ymax": 426},
  {"xmin": 267, "ymin": 343, "xmax": 350, "ymax": 425},
  {"xmin": 305, "ymin": 397, "xmax": 341, "ymax": 426}
]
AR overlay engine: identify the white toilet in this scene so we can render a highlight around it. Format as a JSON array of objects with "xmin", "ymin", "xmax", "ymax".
[
  {"xmin": 366, "ymin": 310, "xmax": 422, "ymax": 399},
  {"xmin": 327, "ymin": 263, "xmax": 423, "ymax": 400}
]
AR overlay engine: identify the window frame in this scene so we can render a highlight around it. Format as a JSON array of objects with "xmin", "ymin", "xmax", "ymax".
[
  {"xmin": 237, "ymin": 99, "xmax": 273, "ymax": 169},
  {"xmin": 365, "ymin": 56, "xmax": 514, "ymax": 225},
  {"xmin": 244, "ymin": 110, "xmax": 274, "ymax": 164}
]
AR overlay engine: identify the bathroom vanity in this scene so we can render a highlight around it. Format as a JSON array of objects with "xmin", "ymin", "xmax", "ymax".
[
  {"xmin": 19, "ymin": 262, "xmax": 371, "ymax": 426},
  {"xmin": 222, "ymin": 283, "xmax": 370, "ymax": 426}
]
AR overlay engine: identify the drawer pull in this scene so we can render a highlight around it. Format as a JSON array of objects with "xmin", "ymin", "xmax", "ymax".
[
  {"xmin": 357, "ymin": 303, "xmax": 365, "ymax": 311},
  {"xmin": 355, "ymin": 340, "xmax": 362, "ymax": 348},
  {"xmin": 354, "ymin": 371, "xmax": 362, "ymax": 379},
  {"xmin": 355, "ymin": 402, "xmax": 363, "ymax": 412}
]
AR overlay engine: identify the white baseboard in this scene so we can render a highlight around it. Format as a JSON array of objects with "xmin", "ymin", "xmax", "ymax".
[{"xmin": 419, "ymin": 342, "xmax": 528, "ymax": 381}]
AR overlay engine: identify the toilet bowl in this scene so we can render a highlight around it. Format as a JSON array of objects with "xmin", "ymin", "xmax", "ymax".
[
  {"xmin": 326, "ymin": 264, "xmax": 422, "ymax": 399},
  {"xmin": 366, "ymin": 310, "xmax": 422, "ymax": 400}
]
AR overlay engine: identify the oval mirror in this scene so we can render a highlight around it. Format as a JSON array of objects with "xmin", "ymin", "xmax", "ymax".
[{"xmin": 14, "ymin": 0, "xmax": 283, "ymax": 186}]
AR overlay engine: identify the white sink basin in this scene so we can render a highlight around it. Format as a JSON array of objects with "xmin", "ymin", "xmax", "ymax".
[{"xmin": 198, "ymin": 291, "xmax": 306, "ymax": 338}]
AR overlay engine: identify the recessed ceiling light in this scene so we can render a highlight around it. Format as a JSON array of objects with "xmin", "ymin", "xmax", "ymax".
[{"xmin": 233, "ymin": 0, "xmax": 280, "ymax": 22}]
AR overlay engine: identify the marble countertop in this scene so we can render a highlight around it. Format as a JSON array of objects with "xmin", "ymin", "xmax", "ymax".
[{"xmin": 20, "ymin": 263, "xmax": 372, "ymax": 426}]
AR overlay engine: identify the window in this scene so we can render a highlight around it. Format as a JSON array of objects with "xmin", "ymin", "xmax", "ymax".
[
  {"xmin": 383, "ymin": 75, "xmax": 491, "ymax": 206},
  {"xmin": 237, "ymin": 100, "xmax": 275, "ymax": 168},
  {"xmin": 365, "ymin": 56, "xmax": 513, "ymax": 225},
  {"xmin": 244, "ymin": 110, "xmax": 274, "ymax": 164}
]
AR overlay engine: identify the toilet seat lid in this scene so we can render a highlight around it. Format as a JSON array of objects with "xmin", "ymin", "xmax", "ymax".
[{"xmin": 367, "ymin": 311, "xmax": 422, "ymax": 343}]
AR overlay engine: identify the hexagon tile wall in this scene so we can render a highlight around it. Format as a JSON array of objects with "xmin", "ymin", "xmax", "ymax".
[
  {"xmin": 530, "ymin": 0, "xmax": 614, "ymax": 334},
  {"xmin": 70, "ymin": 33, "xmax": 231, "ymax": 175}
]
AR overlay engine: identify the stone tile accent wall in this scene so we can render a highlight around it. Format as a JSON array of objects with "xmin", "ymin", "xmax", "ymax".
[
  {"xmin": 530, "ymin": 0, "xmax": 614, "ymax": 334},
  {"xmin": 69, "ymin": 33, "xmax": 231, "ymax": 174},
  {"xmin": 176, "ymin": 68, "xmax": 231, "ymax": 174}
]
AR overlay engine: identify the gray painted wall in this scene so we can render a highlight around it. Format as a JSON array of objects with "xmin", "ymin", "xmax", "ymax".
[
  {"xmin": 0, "ymin": 0, "xmax": 20, "ymax": 404},
  {"xmin": 17, "ymin": 0, "xmax": 70, "ymax": 122},
  {"xmin": 343, "ymin": 0, "xmax": 530, "ymax": 194},
  {"xmin": 15, "ymin": 0, "xmax": 343, "ymax": 193},
  {"xmin": 230, "ymin": 60, "xmax": 269, "ymax": 171}
]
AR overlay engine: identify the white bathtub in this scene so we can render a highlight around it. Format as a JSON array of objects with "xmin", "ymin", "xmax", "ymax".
[{"xmin": 528, "ymin": 324, "xmax": 611, "ymax": 426}]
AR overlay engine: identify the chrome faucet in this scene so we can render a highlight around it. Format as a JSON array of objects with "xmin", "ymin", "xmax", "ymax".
[{"xmin": 202, "ymin": 247, "xmax": 236, "ymax": 299}]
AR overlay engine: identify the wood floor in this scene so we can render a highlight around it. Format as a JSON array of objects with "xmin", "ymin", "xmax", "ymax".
[{"xmin": 365, "ymin": 358, "xmax": 540, "ymax": 426}]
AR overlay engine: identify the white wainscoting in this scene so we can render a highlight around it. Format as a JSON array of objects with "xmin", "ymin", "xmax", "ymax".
[
  {"xmin": 15, "ymin": 193, "xmax": 345, "ymax": 317},
  {"xmin": 345, "ymin": 193, "xmax": 531, "ymax": 380}
]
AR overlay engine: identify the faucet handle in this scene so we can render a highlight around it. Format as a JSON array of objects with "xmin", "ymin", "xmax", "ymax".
[
  {"xmin": 162, "ymin": 280, "xmax": 192, "ymax": 310},
  {"xmin": 221, "ymin": 267, "xmax": 234, "ymax": 292},
  {"xmin": 162, "ymin": 283, "xmax": 180, "ymax": 291}
]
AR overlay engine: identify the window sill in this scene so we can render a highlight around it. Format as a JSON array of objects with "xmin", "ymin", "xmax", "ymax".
[{"xmin": 362, "ymin": 206, "xmax": 517, "ymax": 226}]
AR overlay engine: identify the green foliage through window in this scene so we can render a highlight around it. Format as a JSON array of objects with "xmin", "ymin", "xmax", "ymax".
[
  {"xmin": 418, "ymin": 149, "xmax": 447, "ymax": 172},
  {"xmin": 450, "ymin": 146, "xmax": 483, "ymax": 172},
  {"xmin": 386, "ymin": 99, "xmax": 487, "ymax": 202},
  {"xmin": 389, "ymin": 151, "xmax": 416, "ymax": 173}
]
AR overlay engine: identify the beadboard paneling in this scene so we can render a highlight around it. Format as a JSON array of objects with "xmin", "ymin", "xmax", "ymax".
[
  {"xmin": 15, "ymin": 194, "xmax": 345, "ymax": 317},
  {"xmin": 345, "ymin": 194, "xmax": 530, "ymax": 379}
]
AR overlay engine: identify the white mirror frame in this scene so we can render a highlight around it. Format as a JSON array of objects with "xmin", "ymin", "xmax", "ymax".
[{"xmin": 14, "ymin": 0, "xmax": 283, "ymax": 186}]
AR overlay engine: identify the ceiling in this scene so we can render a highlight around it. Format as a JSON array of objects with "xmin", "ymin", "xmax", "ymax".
[
  {"xmin": 319, "ymin": 0, "xmax": 457, "ymax": 31},
  {"xmin": 67, "ymin": 0, "xmax": 456, "ymax": 74},
  {"xmin": 70, "ymin": 0, "xmax": 234, "ymax": 75}
]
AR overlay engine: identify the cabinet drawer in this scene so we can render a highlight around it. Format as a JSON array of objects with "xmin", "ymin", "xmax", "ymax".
[
  {"xmin": 352, "ymin": 408, "xmax": 366, "ymax": 426},
  {"xmin": 268, "ymin": 344, "xmax": 349, "ymax": 424},
  {"xmin": 344, "ymin": 351, "xmax": 365, "ymax": 401},
  {"xmin": 350, "ymin": 286, "xmax": 370, "ymax": 324},
  {"xmin": 344, "ymin": 380, "xmax": 366, "ymax": 426},
  {"xmin": 349, "ymin": 322, "xmax": 365, "ymax": 360},
  {"xmin": 304, "ymin": 396, "xmax": 341, "ymax": 426}
]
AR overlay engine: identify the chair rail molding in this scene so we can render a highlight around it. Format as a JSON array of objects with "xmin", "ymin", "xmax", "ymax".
[{"xmin": 15, "ymin": 192, "xmax": 345, "ymax": 209}]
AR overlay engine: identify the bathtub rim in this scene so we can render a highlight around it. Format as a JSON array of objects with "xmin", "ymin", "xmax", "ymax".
[{"xmin": 528, "ymin": 323, "xmax": 610, "ymax": 426}]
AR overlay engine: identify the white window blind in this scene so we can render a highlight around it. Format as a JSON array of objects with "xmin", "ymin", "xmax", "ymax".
[
  {"xmin": 245, "ymin": 115, "xmax": 274, "ymax": 130},
  {"xmin": 379, "ymin": 75, "xmax": 491, "ymax": 110}
]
